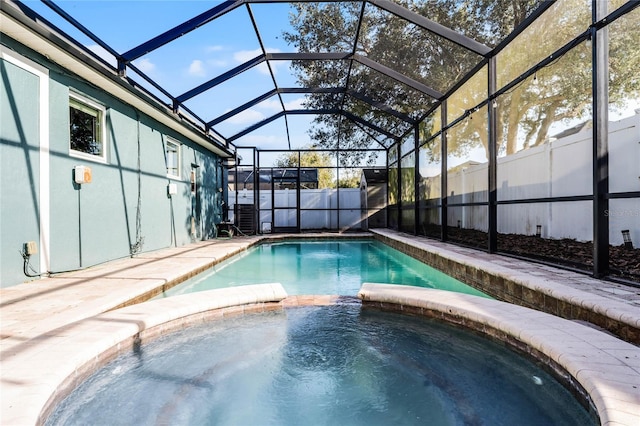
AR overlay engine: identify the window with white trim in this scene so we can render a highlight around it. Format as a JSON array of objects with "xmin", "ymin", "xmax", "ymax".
[
  {"xmin": 69, "ymin": 94, "xmax": 106, "ymax": 161},
  {"xmin": 166, "ymin": 138, "xmax": 181, "ymax": 178}
]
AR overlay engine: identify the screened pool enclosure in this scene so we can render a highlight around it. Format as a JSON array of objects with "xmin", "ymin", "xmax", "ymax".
[{"xmin": 4, "ymin": 0, "xmax": 639, "ymax": 283}]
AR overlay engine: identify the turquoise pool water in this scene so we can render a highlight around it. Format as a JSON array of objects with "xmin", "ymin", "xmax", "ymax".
[{"xmin": 160, "ymin": 240, "xmax": 489, "ymax": 298}]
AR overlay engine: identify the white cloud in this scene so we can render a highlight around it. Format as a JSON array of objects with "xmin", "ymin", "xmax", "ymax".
[
  {"xmin": 283, "ymin": 97, "xmax": 305, "ymax": 110},
  {"xmin": 204, "ymin": 46, "xmax": 229, "ymax": 68},
  {"xmin": 135, "ymin": 57, "xmax": 156, "ymax": 74},
  {"xmin": 225, "ymin": 108, "xmax": 265, "ymax": 125},
  {"xmin": 233, "ymin": 48, "xmax": 282, "ymax": 75},
  {"xmin": 258, "ymin": 63, "xmax": 272, "ymax": 75},
  {"xmin": 233, "ymin": 49, "xmax": 263, "ymax": 63},
  {"xmin": 87, "ymin": 44, "xmax": 116, "ymax": 67},
  {"xmin": 258, "ymin": 99, "xmax": 283, "ymax": 111},
  {"xmin": 257, "ymin": 97, "xmax": 305, "ymax": 112},
  {"xmin": 238, "ymin": 134, "xmax": 285, "ymax": 147},
  {"xmin": 188, "ymin": 60, "xmax": 206, "ymax": 77}
]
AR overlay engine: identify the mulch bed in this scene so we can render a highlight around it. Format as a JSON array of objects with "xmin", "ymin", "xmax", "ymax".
[{"xmin": 420, "ymin": 225, "xmax": 640, "ymax": 284}]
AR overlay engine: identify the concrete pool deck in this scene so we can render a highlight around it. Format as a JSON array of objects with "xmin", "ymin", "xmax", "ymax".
[
  {"xmin": 1, "ymin": 231, "xmax": 639, "ymax": 424},
  {"xmin": 372, "ymin": 229, "xmax": 640, "ymax": 343}
]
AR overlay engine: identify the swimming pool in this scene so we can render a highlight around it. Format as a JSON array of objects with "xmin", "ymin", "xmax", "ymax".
[
  {"xmin": 160, "ymin": 240, "xmax": 489, "ymax": 298},
  {"xmin": 46, "ymin": 303, "xmax": 595, "ymax": 426}
]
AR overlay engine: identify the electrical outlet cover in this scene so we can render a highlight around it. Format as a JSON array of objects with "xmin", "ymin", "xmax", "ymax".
[{"xmin": 25, "ymin": 241, "xmax": 38, "ymax": 255}]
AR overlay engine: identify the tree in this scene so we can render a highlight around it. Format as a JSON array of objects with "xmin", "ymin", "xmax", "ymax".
[
  {"xmin": 337, "ymin": 170, "xmax": 361, "ymax": 188},
  {"xmin": 274, "ymin": 148, "xmax": 335, "ymax": 188},
  {"xmin": 283, "ymin": 1, "xmax": 432, "ymax": 166},
  {"xmin": 284, "ymin": 0, "xmax": 640, "ymax": 161}
]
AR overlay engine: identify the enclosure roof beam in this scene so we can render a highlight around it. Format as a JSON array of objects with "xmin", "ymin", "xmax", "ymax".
[
  {"xmin": 121, "ymin": 0, "xmax": 243, "ymax": 62},
  {"xmin": 177, "ymin": 52, "xmax": 355, "ymax": 105},
  {"xmin": 287, "ymin": 108, "xmax": 340, "ymax": 115},
  {"xmin": 346, "ymin": 89, "xmax": 416, "ymax": 124},
  {"xmin": 208, "ymin": 87, "xmax": 345, "ymax": 128},
  {"xmin": 228, "ymin": 108, "xmax": 341, "ymax": 142},
  {"xmin": 282, "ymin": 87, "xmax": 413, "ymax": 124},
  {"xmin": 267, "ymin": 52, "xmax": 352, "ymax": 61},
  {"xmin": 342, "ymin": 111, "xmax": 398, "ymax": 140},
  {"xmin": 178, "ymin": 50, "xmax": 440, "ymax": 107},
  {"xmin": 227, "ymin": 108, "xmax": 399, "ymax": 144},
  {"xmin": 209, "ymin": 84, "xmax": 412, "ymax": 131},
  {"xmin": 353, "ymin": 55, "xmax": 443, "ymax": 99},
  {"xmin": 368, "ymin": 0, "xmax": 491, "ymax": 56},
  {"xmin": 279, "ymin": 87, "xmax": 346, "ymax": 94},
  {"xmin": 277, "ymin": 87, "xmax": 415, "ymax": 124},
  {"xmin": 269, "ymin": 53, "xmax": 442, "ymax": 100},
  {"xmin": 42, "ymin": 0, "xmax": 120, "ymax": 59},
  {"xmin": 228, "ymin": 111, "xmax": 287, "ymax": 142},
  {"xmin": 207, "ymin": 89, "xmax": 278, "ymax": 127},
  {"xmin": 217, "ymin": 86, "xmax": 407, "ymax": 142},
  {"xmin": 176, "ymin": 55, "xmax": 265, "ymax": 103},
  {"xmin": 351, "ymin": 121, "xmax": 392, "ymax": 150}
]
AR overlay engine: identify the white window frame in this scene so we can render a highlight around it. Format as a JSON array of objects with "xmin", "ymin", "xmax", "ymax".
[
  {"xmin": 166, "ymin": 138, "xmax": 181, "ymax": 179},
  {"xmin": 69, "ymin": 92, "xmax": 107, "ymax": 163}
]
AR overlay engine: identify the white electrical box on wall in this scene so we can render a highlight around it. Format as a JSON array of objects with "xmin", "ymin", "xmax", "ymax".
[
  {"xmin": 167, "ymin": 183, "xmax": 178, "ymax": 195},
  {"xmin": 74, "ymin": 165, "xmax": 92, "ymax": 184},
  {"xmin": 25, "ymin": 241, "xmax": 38, "ymax": 255}
]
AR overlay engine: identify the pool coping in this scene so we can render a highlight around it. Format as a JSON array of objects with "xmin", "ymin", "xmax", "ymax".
[
  {"xmin": 358, "ymin": 283, "xmax": 640, "ymax": 426},
  {"xmin": 2, "ymin": 231, "xmax": 637, "ymax": 347},
  {"xmin": 2, "ymin": 283, "xmax": 638, "ymax": 425}
]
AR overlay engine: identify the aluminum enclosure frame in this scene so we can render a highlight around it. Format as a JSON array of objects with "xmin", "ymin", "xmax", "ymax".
[{"xmin": 3, "ymin": 0, "xmax": 639, "ymax": 284}]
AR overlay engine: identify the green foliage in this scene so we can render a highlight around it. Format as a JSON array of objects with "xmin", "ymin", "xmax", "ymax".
[
  {"xmin": 274, "ymin": 149, "xmax": 335, "ymax": 188},
  {"xmin": 281, "ymin": 0, "xmax": 540, "ymax": 158},
  {"xmin": 284, "ymin": 0, "xmax": 640, "ymax": 160},
  {"xmin": 337, "ymin": 170, "xmax": 361, "ymax": 188}
]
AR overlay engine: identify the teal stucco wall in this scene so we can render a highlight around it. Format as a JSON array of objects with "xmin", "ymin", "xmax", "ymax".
[
  {"xmin": 0, "ymin": 58, "xmax": 42, "ymax": 286},
  {"xmin": 1, "ymin": 39, "xmax": 224, "ymax": 288}
]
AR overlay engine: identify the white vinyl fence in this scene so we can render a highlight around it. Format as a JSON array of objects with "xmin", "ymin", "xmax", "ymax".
[
  {"xmin": 229, "ymin": 114, "xmax": 639, "ymax": 244},
  {"xmin": 229, "ymin": 188, "xmax": 363, "ymax": 231},
  {"xmin": 446, "ymin": 113, "xmax": 639, "ymax": 245}
]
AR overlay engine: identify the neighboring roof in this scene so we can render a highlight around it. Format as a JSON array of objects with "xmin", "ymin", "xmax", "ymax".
[
  {"xmin": 229, "ymin": 167, "xmax": 319, "ymax": 184},
  {"xmin": 362, "ymin": 168, "xmax": 388, "ymax": 183},
  {"xmin": 548, "ymin": 120, "xmax": 592, "ymax": 141}
]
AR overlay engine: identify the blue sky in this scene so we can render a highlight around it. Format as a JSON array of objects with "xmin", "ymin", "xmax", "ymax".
[{"xmin": 22, "ymin": 1, "xmax": 329, "ymax": 159}]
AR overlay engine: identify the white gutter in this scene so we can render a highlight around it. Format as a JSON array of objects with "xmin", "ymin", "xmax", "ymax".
[{"xmin": 1, "ymin": 1, "xmax": 232, "ymax": 158}]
